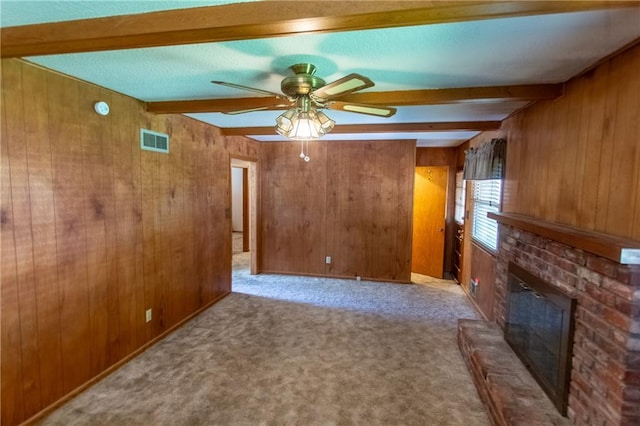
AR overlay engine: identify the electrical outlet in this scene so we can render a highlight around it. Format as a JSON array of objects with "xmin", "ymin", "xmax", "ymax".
[
  {"xmin": 470, "ymin": 278, "xmax": 478, "ymax": 297},
  {"xmin": 325, "ymin": 256, "xmax": 332, "ymax": 264},
  {"xmin": 356, "ymin": 276, "xmax": 361, "ymax": 281},
  {"xmin": 145, "ymin": 309, "xmax": 152, "ymax": 323}
]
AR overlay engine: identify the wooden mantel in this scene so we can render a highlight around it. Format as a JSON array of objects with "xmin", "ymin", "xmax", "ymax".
[{"xmin": 488, "ymin": 212, "xmax": 640, "ymax": 265}]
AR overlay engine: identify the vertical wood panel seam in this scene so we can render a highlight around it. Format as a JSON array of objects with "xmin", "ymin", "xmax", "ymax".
[
  {"xmin": 19, "ymin": 62, "xmax": 44, "ymax": 412},
  {"xmin": 594, "ymin": 62, "xmax": 617, "ymax": 232},
  {"xmin": 78, "ymin": 81, "xmax": 95, "ymax": 378},
  {"xmin": 43, "ymin": 67, "xmax": 65, "ymax": 409},
  {"xmin": 323, "ymin": 142, "xmax": 329, "ymax": 275},
  {"xmin": 139, "ymin": 118, "xmax": 149, "ymax": 343},
  {"xmin": 4, "ymin": 62, "xmax": 28, "ymax": 419}
]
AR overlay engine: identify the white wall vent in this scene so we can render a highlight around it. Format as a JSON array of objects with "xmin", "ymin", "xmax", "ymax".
[{"xmin": 140, "ymin": 129, "xmax": 169, "ymax": 153}]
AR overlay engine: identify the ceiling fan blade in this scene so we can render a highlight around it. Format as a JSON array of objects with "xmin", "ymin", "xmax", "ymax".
[
  {"xmin": 223, "ymin": 106, "xmax": 272, "ymax": 115},
  {"xmin": 212, "ymin": 80, "xmax": 287, "ymax": 99},
  {"xmin": 311, "ymin": 73, "xmax": 375, "ymax": 101},
  {"xmin": 222, "ymin": 102, "xmax": 291, "ymax": 115},
  {"xmin": 326, "ymin": 101, "xmax": 397, "ymax": 118}
]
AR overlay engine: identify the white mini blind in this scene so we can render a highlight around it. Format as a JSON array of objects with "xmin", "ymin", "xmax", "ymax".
[
  {"xmin": 471, "ymin": 179, "xmax": 502, "ymax": 251},
  {"xmin": 454, "ymin": 171, "xmax": 466, "ymax": 224}
]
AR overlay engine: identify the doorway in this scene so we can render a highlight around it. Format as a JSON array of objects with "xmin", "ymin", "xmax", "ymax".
[
  {"xmin": 230, "ymin": 157, "xmax": 258, "ymax": 276},
  {"xmin": 411, "ymin": 166, "xmax": 448, "ymax": 278}
]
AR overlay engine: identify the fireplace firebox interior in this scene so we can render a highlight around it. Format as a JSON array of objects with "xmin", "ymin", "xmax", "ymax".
[{"xmin": 505, "ymin": 262, "xmax": 576, "ymax": 415}]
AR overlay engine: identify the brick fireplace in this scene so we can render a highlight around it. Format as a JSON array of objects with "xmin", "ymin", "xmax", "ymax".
[{"xmin": 490, "ymin": 213, "xmax": 640, "ymax": 426}]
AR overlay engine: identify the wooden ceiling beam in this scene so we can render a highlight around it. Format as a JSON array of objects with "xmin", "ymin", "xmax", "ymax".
[
  {"xmin": 145, "ymin": 84, "xmax": 562, "ymax": 114},
  {"xmin": 341, "ymin": 83, "xmax": 563, "ymax": 106},
  {"xmin": 146, "ymin": 97, "xmax": 289, "ymax": 114},
  {"xmin": 220, "ymin": 121, "xmax": 500, "ymax": 136},
  {"xmin": 3, "ymin": 1, "xmax": 637, "ymax": 57}
]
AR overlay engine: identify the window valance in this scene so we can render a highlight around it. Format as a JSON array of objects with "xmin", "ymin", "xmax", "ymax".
[{"xmin": 463, "ymin": 138, "xmax": 506, "ymax": 180}]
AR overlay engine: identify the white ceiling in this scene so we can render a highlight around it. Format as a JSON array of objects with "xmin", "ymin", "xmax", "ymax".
[{"xmin": 2, "ymin": 1, "xmax": 639, "ymax": 146}]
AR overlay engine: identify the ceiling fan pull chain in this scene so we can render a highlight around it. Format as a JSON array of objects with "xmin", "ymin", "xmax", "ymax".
[
  {"xmin": 304, "ymin": 139, "xmax": 310, "ymax": 162},
  {"xmin": 299, "ymin": 139, "xmax": 306, "ymax": 159}
]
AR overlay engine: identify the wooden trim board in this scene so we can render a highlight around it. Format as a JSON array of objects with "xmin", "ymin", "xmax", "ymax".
[{"xmin": 489, "ymin": 212, "xmax": 640, "ymax": 264}]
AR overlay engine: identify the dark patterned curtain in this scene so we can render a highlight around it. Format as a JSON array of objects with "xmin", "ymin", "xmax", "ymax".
[{"xmin": 463, "ymin": 138, "xmax": 506, "ymax": 180}]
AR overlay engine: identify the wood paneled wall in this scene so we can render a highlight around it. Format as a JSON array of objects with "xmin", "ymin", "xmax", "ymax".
[
  {"xmin": 459, "ymin": 44, "xmax": 640, "ymax": 318},
  {"xmin": 0, "ymin": 59, "xmax": 257, "ymax": 426},
  {"xmin": 503, "ymin": 44, "xmax": 640, "ymax": 240},
  {"xmin": 466, "ymin": 243, "xmax": 496, "ymax": 321},
  {"xmin": 259, "ymin": 140, "xmax": 415, "ymax": 282},
  {"xmin": 259, "ymin": 141, "xmax": 328, "ymax": 275}
]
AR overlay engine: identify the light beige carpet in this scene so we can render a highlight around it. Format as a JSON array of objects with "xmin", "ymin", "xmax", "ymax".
[{"xmin": 37, "ymin": 253, "xmax": 489, "ymax": 426}]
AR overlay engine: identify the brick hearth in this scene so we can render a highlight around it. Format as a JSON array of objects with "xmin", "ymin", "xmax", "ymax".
[
  {"xmin": 491, "ymin": 222, "xmax": 640, "ymax": 426},
  {"xmin": 458, "ymin": 319, "xmax": 570, "ymax": 426}
]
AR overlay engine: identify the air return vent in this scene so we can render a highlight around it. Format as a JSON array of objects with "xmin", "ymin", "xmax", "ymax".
[{"xmin": 140, "ymin": 129, "xmax": 169, "ymax": 153}]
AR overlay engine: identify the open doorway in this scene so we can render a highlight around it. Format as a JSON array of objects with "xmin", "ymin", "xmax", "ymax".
[{"xmin": 230, "ymin": 157, "xmax": 258, "ymax": 278}]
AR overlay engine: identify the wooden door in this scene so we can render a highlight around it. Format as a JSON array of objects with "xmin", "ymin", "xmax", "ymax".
[{"xmin": 412, "ymin": 166, "xmax": 448, "ymax": 278}]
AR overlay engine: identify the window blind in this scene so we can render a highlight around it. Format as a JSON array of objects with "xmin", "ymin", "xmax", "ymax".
[
  {"xmin": 454, "ymin": 171, "xmax": 466, "ymax": 224},
  {"xmin": 471, "ymin": 179, "xmax": 501, "ymax": 251}
]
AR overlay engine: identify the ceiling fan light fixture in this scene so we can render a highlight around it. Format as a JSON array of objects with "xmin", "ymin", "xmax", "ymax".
[
  {"xmin": 288, "ymin": 111, "xmax": 320, "ymax": 140},
  {"xmin": 275, "ymin": 105, "xmax": 335, "ymax": 140},
  {"xmin": 275, "ymin": 108, "xmax": 296, "ymax": 135},
  {"xmin": 315, "ymin": 110, "xmax": 335, "ymax": 132}
]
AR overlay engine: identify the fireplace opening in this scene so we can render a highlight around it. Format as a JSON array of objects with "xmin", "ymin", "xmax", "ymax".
[{"xmin": 505, "ymin": 262, "xmax": 576, "ymax": 415}]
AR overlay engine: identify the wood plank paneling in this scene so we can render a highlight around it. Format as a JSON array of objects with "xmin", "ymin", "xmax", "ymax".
[
  {"xmin": 480, "ymin": 43, "xmax": 640, "ymax": 241},
  {"xmin": 1, "ymin": 69, "xmax": 26, "ymax": 425},
  {"xmin": 182, "ymin": 126, "xmax": 199, "ymax": 314},
  {"xmin": 260, "ymin": 139, "xmax": 414, "ymax": 282},
  {"xmin": 594, "ymin": 56, "xmax": 621, "ymax": 232},
  {"xmin": 363, "ymin": 142, "xmax": 398, "ymax": 279},
  {"xmin": 47, "ymin": 70, "xmax": 93, "ymax": 395},
  {"xmin": 325, "ymin": 141, "xmax": 360, "ymax": 278},
  {"xmin": 3, "ymin": 55, "xmax": 43, "ymax": 415},
  {"xmin": 1, "ymin": 59, "xmax": 254, "ymax": 426},
  {"xmin": 547, "ymin": 95, "xmax": 570, "ymax": 222},
  {"xmin": 101, "ymin": 89, "xmax": 121, "ymax": 364},
  {"xmin": 208, "ymin": 126, "xmax": 232, "ymax": 298},
  {"xmin": 461, "ymin": 44, "xmax": 639, "ymax": 322},
  {"xmin": 556, "ymin": 74, "xmax": 583, "ymax": 225},
  {"xmin": 132, "ymin": 100, "xmax": 146, "ymax": 349},
  {"xmin": 393, "ymin": 142, "xmax": 416, "ymax": 280},
  {"xmin": 260, "ymin": 141, "xmax": 327, "ymax": 276},
  {"xmin": 76, "ymin": 83, "xmax": 111, "ymax": 378},
  {"xmin": 577, "ymin": 63, "xmax": 607, "ymax": 230},
  {"xmin": 21, "ymin": 64, "xmax": 64, "ymax": 404},
  {"xmin": 605, "ymin": 48, "xmax": 640, "ymax": 237},
  {"xmin": 113, "ymin": 93, "xmax": 140, "ymax": 358},
  {"xmin": 468, "ymin": 243, "xmax": 497, "ymax": 321}
]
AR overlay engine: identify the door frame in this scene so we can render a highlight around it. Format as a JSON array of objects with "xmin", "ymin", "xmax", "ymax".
[{"xmin": 230, "ymin": 155, "xmax": 259, "ymax": 275}]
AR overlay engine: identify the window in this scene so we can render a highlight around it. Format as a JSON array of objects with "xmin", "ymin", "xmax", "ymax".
[
  {"xmin": 471, "ymin": 179, "xmax": 502, "ymax": 251},
  {"xmin": 454, "ymin": 171, "xmax": 466, "ymax": 224}
]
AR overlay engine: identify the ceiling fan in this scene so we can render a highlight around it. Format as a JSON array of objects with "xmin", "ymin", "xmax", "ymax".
[{"xmin": 211, "ymin": 63, "xmax": 396, "ymax": 120}]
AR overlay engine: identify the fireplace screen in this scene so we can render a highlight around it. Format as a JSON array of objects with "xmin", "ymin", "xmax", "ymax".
[{"xmin": 505, "ymin": 262, "xmax": 576, "ymax": 415}]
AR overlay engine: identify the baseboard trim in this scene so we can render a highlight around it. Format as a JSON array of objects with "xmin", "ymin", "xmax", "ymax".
[
  {"xmin": 460, "ymin": 285, "xmax": 489, "ymax": 321},
  {"xmin": 21, "ymin": 291, "xmax": 231, "ymax": 426},
  {"xmin": 256, "ymin": 269, "xmax": 411, "ymax": 284}
]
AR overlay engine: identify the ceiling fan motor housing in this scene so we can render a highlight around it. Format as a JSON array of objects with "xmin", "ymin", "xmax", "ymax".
[{"xmin": 281, "ymin": 63, "xmax": 326, "ymax": 96}]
